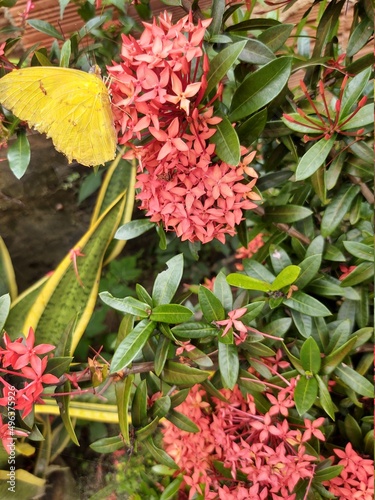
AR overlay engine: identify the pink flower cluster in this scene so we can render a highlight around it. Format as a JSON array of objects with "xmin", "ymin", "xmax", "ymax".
[
  {"xmin": 107, "ymin": 12, "xmax": 260, "ymax": 244},
  {"xmin": 0, "ymin": 328, "xmax": 59, "ymax": 426},
  {"xmin": 323, "ymin": 443, "xmax": 374, "ymax": 500},
  {"xmin": 161, "ymin": 378, "xmax": 324, "ymax": 499}
]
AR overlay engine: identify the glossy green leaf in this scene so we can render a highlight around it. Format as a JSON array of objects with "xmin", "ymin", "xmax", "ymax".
[
  {"xmin": 240, "ymin": 301, "xmax": 266, "ymax": 324},
  {"xmin": 27, "ymin": 19, "xmax": 65, "ymax": 40},
  {"xmin": 59, "ymin": 39, "xmax": 71, "ymax": 67},
  {"xmin": 334, "ymin": 364, "xmax": 374, "ymax": 397},
  {"xmin": 99, "ymin": 293, "xmax": 150, "ymax": 317},
  {"xmin": 150, "ymin": 395, "xmax": 171, "ymax": 420},
  {"xmin": 218, "ymin": 342, "xmax": 239, "ymax": 389},
  {"xmin": 154, "ymin": 335, "xmax": 171, "ymax": 376},
  {"xmin": 185, "ymin": 347, "xmax": 213, "ymax": 368},
  {"xmin": 229, "ymin": 57, "xmax": 292, "ymax": 122},
  {"xmin": 284, "ymin": 291, "xmax": 331, "ymax": 317},
  {"xmin": 115, "ymin": 219, "xmax": 155, "ymax": 240},
  {"xmin": 172, "ymin": 321, "xmax": 219, "ymax": 339},
  {"xmin": 131, "ymin": 379, "xmax": 148, "ymax": 428},
  {"xmin": 327, "ymin": 320, "xmax": 352, "ymax": 353},
  {"xmin": 294, "ymin": 375, "xmax": 318, "ymax": 415},
  {"xmin": 110, "ymin": 320, "xmax": 156, "ymax": 373},
  {"xmin": 340, "ymin": 104, "xmax": 373, "ymax": 131},
  {"xmin": 347, "ymin": 19, "xmax": 373, "ymax": 58},
  {"xmin": 211, "ymin": 114, "xmax": 240, "ymax": 165},
  {"xmin": 258, "ymin": 24, "xmax": 294, "ymax": 52},
  {"xmin": 344, "ymin": 413, "xmax": 363, "ymax": 449},
  {"xmin": 150, "ymin": 304, "xmax": 192, "ymax": 324},
  {"xmin": 136, "ymin": 416, "xmax": 161, "ymax": 441},
  {"xmin": 300, "ymin": 337, "xmax": 321, "ymax": 374},
  {"xmin": 7, "ymin": 130, "xmax": 30, "ymax": 179},
  {"xmin": 237, "ymin": 108, "xmax": 267, "ymax": 147},
  {"xmin": 167, "ymin": 409, "xmax": 200, "ymax": 433},
  {"xmin": 264, "ymin": 205, "xmax": 312, "ymax": 223},
  {"xmin": 213, "ymin": 271, "xmax": 233, "ymax": 312},
  {"xmin": 295, "ymin": 136, "xmax": 336, "ymax": 181},
  {"xmin": 281, "ymin": 113, "xmax": 323, "ymax": 134},
  {"xmin": 291, "ymin": 310, "xmax": 313, "ymax": 338},
  {"xmin": 271, "ymin": 265, "xmax": 300, "ymax": 291},
  {"xmin": 143, "ymin": 437, "xmax": 178, "ymax": 469},
  {"xmin": 198, "ymin": 285, "xmax": 225, "ymax": 322},
  {"xmin": 342, "ymin": 241, "xmax": 374, "ymax": 261},
  {"xmin": 340, "ymin": 67, "xmax": 372, "ymax": 117},
  {"xmin": 226, "ymin": 273, "xmax": 270, "ymax": 292},
  {"xmin": 162, "ymin": 361, "xmax": 210, "ymax": 386},
  {"xmin": 308, "ymin": 275, "xmax": 359, "ymax": 300},
  {"xmin": 239, "ymin": 38, "xmax": 275, "ymax": 65},
  {"xmin": 243, "ymin": 259, "xmax": 275, "ymax": 282},
  {"xmin": 152, "ymin": 254, "xmax": 183, "ymax": 306},
  {"xmin": 321, "ymin": 184, "xmax": 360, "ymax": 237},
  {"xmin": 295, "ymin": 255, "xmax": 322, "ymax": 289},
  {"xmin": 205, "ymin": 41, "xmax": 247, "ymax": 96},
  {"xmin": 115, "ymin": 374, "xmax": 134, "ymax": 445},
  {"xmin": 89, "ymin": 435, "xmax": 124, "ymax": 453},
  {"xmin": 316, "ymin": 374, "xmax": 336, "ymax": 420},
  {"xmin": 313, "ymin": 465, "xmax": 343, "ymax": 481},
  {"xmin": 269, "ymin": 245, "xmax": 292, "ymax": 274},
  {"xmin": 0, "ymin": 293, "xmax": 10, "ymax": 332},
  {"xmin": 160, "ymin": 475, "xmax": 184, "ymax": 500},
  {"xmin": 340, "ymin": 262, "xmax": 374, "ymax": 287}
]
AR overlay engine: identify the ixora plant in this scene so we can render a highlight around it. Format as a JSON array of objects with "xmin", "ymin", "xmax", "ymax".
[{"xmin": 0, "ymin": 0, "xmax": 373, "ymax": 498}]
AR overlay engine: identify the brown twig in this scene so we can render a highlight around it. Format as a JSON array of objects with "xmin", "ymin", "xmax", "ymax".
[
  {"xmin": 253, "ymin": 206, "xmax": 311, "ymax": 245},
  {"xmin": 347, "ymin": 174, "xmax": 374, "ymax": 205}
]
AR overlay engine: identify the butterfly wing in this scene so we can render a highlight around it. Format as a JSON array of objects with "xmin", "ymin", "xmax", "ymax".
[{"xmin": 0, "ymin": 67, "xmax": 117, "ymax": 166}]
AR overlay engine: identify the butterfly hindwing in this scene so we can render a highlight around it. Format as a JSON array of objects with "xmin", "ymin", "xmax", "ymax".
[{"xmin": 0, "ymin": 67, "xmax": 117, "ymax": 166}]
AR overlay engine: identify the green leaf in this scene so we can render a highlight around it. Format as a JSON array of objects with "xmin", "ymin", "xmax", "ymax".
[
  {"xmin": 226, "ymin": 18, "xmax": 280, "ymax": 32},
  {"xmin": 131, "ymin": 379, "xmax": 148, "ymax": 428},
  {"xmin": 205, "ymin": 41, "xmax": 247, "ymax": 96},
  {"xmin": 243, "ymin": 259, "xmax": 275, "ymax": 282},
  {"xmin": 229, "ymin": 57, "xmax": 292, "ymax": 122},
  {"xmin": 270, "ymin": 265, "xmax": 301, "ymax": 291},
  {"xmin": 151, "ymin": 395, "xmax": 171, "ymax": 419},
  {"xmin": 110, "ymin": 320, "xmax": 156, "ymax": 373},
  {"xmin": 136, "ymin": 416, "xmax": 161, "ymax": 441},
  {"xmin": 7, "ymin": 130, "xmax": 30, "ymax": 179},
  {"xmin": 90, "ymin": 435, "xmax": 124, "ymax": 453},
  {"xmin": 295, "ymin": 255, "xmax": 322, "ymax": 289},
  {"xmin": 308, "ymin": 275, "xmax": 359, "ymax": 300},
  {"xmin": 313, "ymin": 465, "xmax": 343, "ymax": 481},
  {"xmin": 300, "ymin": 337, "xmax": 321, "ymax": 374},
  {"xmin": 167, "ymin": 409, "xmax": 200, "ymax": 433},
  {"xmin": 211, "ymin": 114, "xmax": 240, "ymax": 165},
  {"xmin": 59, "ymin": 39, "xmax": 71, "ymax": 67},
  {"xmin": 344, "ymin": 413, "xmax": 363, "ymax": 449},
  {"xmin": 160, "ymin": 476, "xmax": 184, "ymax": 500},
  {"xmin": 99, "ymin": 293, "xmax": 150, "ymax": 317},
  {"xmin": 150, "ymin": 304, "xmax": 192, "ymax": 324},
  {"xmin": 347, "ymin": 19, "xmax": 373, "ymax": 59},
  {"xmin": 294, "ymin": 375, "xmax": 318, "ymax": 415},
  {"xmin": 198, "ymin": 285, "xmax": 225, "ymax": 322},
  {"xmin": 340, "ymin": 262, "xmax": 374, "ymax": 287},
  {"xmin": 218, "ymin": 342, "xmax": 239, "ymax": 389},
  {"xmin": 316, "ymin": 374, "xmax": 336, "ymax": 420},
  {"xmin": 213, "ymin": 271, "xmax": 233, "ymax": 311},
  {"xmin": 162, "ymin": 361, "xmax": 210, "ymax": 386},
  {"xmin": 340, "ymin": 104, "xmax": 373, "ymax": 131},
  {"xmin": 27, "ymin": 19, "xmax": 65, "ymax": 40},
  {"xmin": 226, "ymin": 273, "xmax": 270, "ymax": 292},
  {"xmin": 334, "ymin": 364, "xmax": 374, "ymax": 397},
  {"xmin": 78, "ymin": 15, "xmax": 107, "ymax": 39},
  {"xmin": 152, "ymin": 254, "xmax": 183, "ymax": 306},
  {"xmin": 0, "ymin": 293, "xmax": 10, "ymax": 332},
  {"xmin": 321, "ymin": 184, "xmax": 360, "ymax": 237},
  {"xmin": 172, "ymin": 321, "xmax": 219, "ymax": 339},
  {"xmin": 291, "ymin": 310, "xmax": 313, "ymax": 338},
  {"xmin": 321, "ymin": 336, "xmax": 358, "ymax": 375},
  {"xmin": 295, "ymin": 136, "xmax": 336, "ymax": 181},
  {"xmin": 143, "ymin": 437, "xmax": 178, "ymax": 469},
  {"xmin": 237, "ymin": 108, "xmax": 268, "ymax": 147},
  {"xmin": 258, "ymin": 24, "xmax": 294, "ymax": 52},
  {"xmin": 239, "ymin": 38, "xmax": 275, "ymax": 65},
  {"xmin": 115, "ymin": 374, "xmax": 134, "ymax": 445},
  {"xmin": 208, "ymin": 0, "xmax": 225, "ymax": 36},
  {"xmin": 284, "ymin": 291, "xmax": 331, "ymax": 317},
  {"xmin": 115, "ymin": 219, "xmax": 154, "ymax": 240},
  {"xmin": 340, "ymin": 68, "xmax": 371, "ymax": 117},
  {"xmin": 154, "ymin": 335, "xmax": 171, "ymax": 376},
  {"xmin": 263, "ymin": 205, "xmax": 312, "ymax": 223}
]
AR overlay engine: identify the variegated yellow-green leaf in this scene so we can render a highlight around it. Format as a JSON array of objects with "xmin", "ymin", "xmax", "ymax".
[
  {"xmin": 24, "ymin": 192, "xmax": 126, "ymax": 355},
  {"xmin": 0, "ymin": 235, "xmax": 17, "ymax": 300}
]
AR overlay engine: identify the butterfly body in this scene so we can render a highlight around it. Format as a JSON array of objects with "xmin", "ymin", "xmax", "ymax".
[{"xmin": 0, "ymin": 67, "xmax": 117, "ymax": 166}]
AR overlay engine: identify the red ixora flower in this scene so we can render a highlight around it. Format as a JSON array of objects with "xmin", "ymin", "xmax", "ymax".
[{"xmin": 107, "ymin": 12, "xmax": 260, "ymax": 244}]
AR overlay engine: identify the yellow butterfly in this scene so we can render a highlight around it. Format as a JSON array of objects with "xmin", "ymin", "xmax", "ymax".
[{"xmin": 0, "ymin": 66, "xmax": 117, "ymax": 166}]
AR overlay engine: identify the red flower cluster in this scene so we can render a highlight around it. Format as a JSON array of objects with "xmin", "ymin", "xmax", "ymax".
[
  {"xmin": 0, "ymin": 328, "xmax": 59, "ymax": 423},
  {"xmin": 107, "ymin": 12, "xmax": 260, "ymax": 244},
  {"xmin": 162, "ymin": 380, "xmax": 325, "ymax": 499}
]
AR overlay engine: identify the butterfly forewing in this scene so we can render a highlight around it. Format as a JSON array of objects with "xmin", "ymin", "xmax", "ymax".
[{"xmin": 0, "ymin": 67, "xmax": 117, "ymax": 166}]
